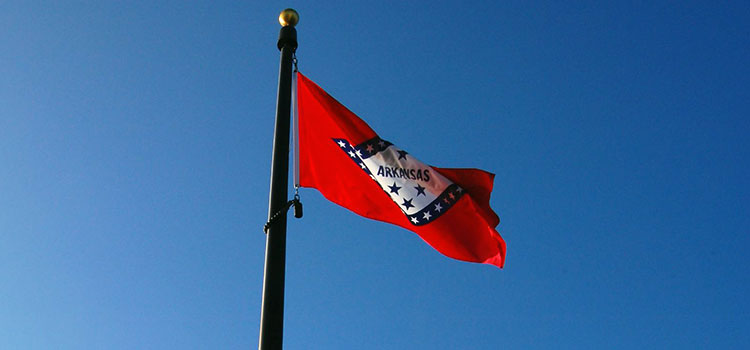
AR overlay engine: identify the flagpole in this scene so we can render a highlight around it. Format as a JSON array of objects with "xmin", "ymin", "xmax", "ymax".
[{"xmin": 260, "ymin": 8, "xmax": 298, "ymax": 350}]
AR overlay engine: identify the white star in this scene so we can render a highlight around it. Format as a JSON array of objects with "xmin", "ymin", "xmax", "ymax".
[
  {"xmin": 422, "ymin": 211, "xmax": 432, "ymax": 220},
  {"xmin": 348, "ymin": 151, "xmax": 356, "ymax": 158},
  {"xmin": 456, "ymin": 187, "xmax": 463, "ymax": 193},
  {"xmin": 360, "ymin": 162, "xmax": 367, "ymax": 169},
  {"xmin": 337, "ymin": 140, "xmax": 346, "ymax": 148},
  {"xmin": 355, "ymin": 149, "xmax": 363, "ymax": 157},
  {"xmin": 434, "ymin": 203, "xmax": 443, "ymax": 212},
  {"xmin": 410, "ymin": 217, "xmax": 419, "ymax": 224}
]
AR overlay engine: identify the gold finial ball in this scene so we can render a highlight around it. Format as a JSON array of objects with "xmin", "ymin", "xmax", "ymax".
[{"xmin": 279, "ymin": 8, "xmax": 299, "ymax": 27}]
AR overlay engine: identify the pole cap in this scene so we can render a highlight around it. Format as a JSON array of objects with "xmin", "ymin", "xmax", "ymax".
[{"xmin": 279, "ymin": 9, "xmax": 299, "ymax": 27}]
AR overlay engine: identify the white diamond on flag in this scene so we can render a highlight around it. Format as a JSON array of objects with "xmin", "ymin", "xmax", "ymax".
[{"xmin": 332, "ymin": 137, "xmax": 464, "ymax": 226}]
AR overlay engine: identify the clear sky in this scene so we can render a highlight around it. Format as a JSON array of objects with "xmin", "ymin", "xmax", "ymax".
[{"xmin": 2, "ymin": 1, "xmax": 748, "ymax": 349}]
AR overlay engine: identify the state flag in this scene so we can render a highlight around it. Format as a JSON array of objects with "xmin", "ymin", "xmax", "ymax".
[{"xmin": 296, "ymin": 72, "xmax": 506, "ymax": 268}]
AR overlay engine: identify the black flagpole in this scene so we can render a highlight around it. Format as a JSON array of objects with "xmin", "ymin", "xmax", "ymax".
[{"xmin": 259, "ymin": 8, "xmax": 298, "ymax": 350}]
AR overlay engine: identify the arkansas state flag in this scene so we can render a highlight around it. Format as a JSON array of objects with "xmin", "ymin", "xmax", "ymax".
[{"xmin": 296, "ymin": 72, "xmax": 506, "ymax": 268}]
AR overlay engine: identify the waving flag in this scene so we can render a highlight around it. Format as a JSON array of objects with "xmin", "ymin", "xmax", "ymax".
[{"xmin": 296, "ymin": 73, "xmax": 506, "ymax": 268}]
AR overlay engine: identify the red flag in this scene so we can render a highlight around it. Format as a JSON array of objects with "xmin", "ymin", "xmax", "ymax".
[{"xmin": 296, "ymin": 73, "xmax": 506, "ymax": 268}]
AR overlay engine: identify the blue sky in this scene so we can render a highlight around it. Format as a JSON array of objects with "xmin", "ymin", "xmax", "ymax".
[{"xmin": 2, "ymin": 1, "xmax": 748, "ymax": 349}]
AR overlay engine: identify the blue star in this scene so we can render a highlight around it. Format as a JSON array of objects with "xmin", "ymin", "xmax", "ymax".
[
  {"xmin": 401, "ymin": 198, "xmax": 414, "ymax": 210},
  {"xmin": 388, "ymin": 182, "xmax": 401, "ymax": 195},
  {"xmin": 414, "ymin": 184, "xmax": 426, "ymax": 196},
  {"xmin": 397, "ymin": 150, "xmax": 408, "ymax": 160}
]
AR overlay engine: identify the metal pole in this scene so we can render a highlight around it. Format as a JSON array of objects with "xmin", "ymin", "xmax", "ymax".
[{"xmin": 259, "ymin": 9, "xmax": 298, "ymax": 350}]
